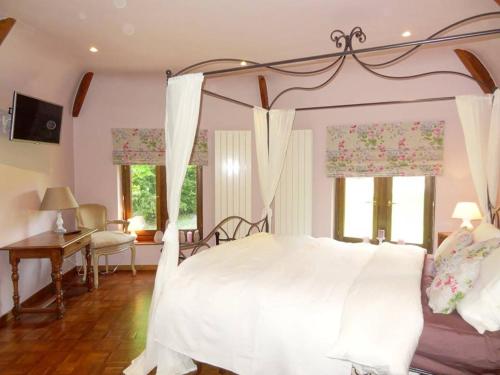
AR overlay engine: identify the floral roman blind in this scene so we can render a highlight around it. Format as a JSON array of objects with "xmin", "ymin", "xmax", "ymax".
[
  {"xmin": 326, "ymin": 121, "xmax": 444, "ymax": 177},
  {"xmin": 111, "ymin": 128, "xmax": 208, "ymax": 166}
]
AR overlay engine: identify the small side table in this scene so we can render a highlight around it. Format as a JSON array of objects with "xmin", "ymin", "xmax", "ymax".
[
  {"xmin": 0, "ymin": 227, "xmax": 96, "ymax": 319},
  {"xmin": 437, "ymin": 231, "xmax": 451, "ymax": 247}
]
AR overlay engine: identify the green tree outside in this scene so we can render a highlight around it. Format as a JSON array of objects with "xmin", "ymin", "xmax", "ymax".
[{"xmin": 131, "ymin": 165, "xmax": 198, "ymax": 230}]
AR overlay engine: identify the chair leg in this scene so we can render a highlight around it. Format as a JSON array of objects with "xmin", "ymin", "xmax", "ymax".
[
  {"xmin": 81, "ymin": 249, "xmax": 87, "ymax": 282},
  {"xmin": 105, "ymin": 255, "xmax": 109, "ymax": 273},
  {"xmin": 131, "ymin": 243, "xmax": 137, "ymax": 276},
  {"xmin": 93, "ymin": 253, "xmax": 100, "ymax": 289}
]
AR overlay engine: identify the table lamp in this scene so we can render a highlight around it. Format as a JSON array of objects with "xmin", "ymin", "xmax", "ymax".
[
  {"xmin": 452, "ymin": 201, "xmax": 482, "ymax": 230},
  {"xmin": 40, "ymin": 187, "xmax": 79, "ymax": 234},
  {"xmin": 128, "ymin": 216, "xmax": 146, "ymax": 237}
]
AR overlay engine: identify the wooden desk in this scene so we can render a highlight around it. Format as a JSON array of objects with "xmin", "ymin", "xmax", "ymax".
[{"xmin": 0, "ymin": 227, "xmax": 96, "ymax": 319}]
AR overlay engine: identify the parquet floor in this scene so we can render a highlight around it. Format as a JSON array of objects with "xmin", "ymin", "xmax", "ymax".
[{"xmin": 0, "ymin": 271, "xmax": 222, "ymax": 375}]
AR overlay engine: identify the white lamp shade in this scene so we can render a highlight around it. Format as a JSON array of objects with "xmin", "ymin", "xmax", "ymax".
[
  {"xmin": 40, "ymin": 187, "xmax": 79, "ymax": 211},
  {"xmin": 128, "ymin": 216, "xmax": 146, "ymax": 231},
  {"xmin": 452, "ymin": 202, "xmax": 482, "ymax": 220}
]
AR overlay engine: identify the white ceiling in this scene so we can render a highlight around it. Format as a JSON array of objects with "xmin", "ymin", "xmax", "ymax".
[{"xmin": 0, "ymin": 0, "xmax": 499, "ymax": 73}]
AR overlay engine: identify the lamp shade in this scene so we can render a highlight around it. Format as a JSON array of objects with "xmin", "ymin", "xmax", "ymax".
[
  {"xmin": 451, "ymin": 202, "xmax": 482, "ymax": 220},
  {"xmin": 40, "ymin": 187, "xmax": 79, "ymax": 211}
]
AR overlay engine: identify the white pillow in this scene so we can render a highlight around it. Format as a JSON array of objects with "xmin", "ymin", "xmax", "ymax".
[
  {"xmin": 473, "ymin": 221, "xmax": 500, "ymax": 243},
  {"xmin": 433, "ymin": 227, "xmax": 473, "ymax": 267},
  {"xmin": 457, "ymin": 245, "xmax": 500, "ymax": 333}
]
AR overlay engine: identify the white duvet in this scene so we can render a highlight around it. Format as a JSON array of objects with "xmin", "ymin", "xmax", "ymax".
[{"xmin": 151, "ymin": 233, "xmax": 425, "ymax": 375}]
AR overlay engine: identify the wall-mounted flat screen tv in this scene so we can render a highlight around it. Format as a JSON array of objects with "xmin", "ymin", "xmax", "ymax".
[{"xmin": 10, "ymin": 92, "xmax": 63, "ymax": 144}]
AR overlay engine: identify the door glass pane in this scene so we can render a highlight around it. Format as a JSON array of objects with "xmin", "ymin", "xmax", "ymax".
[
  {"xmin": 343, "ymin": 177, "xmax": 374, "ymax": 239},
  {"xmin": 130, "ymin": 165, "xmax": 158, "ymax": 230},
  {"xmin": 178, "ymin": 165, "xmax": 198, "ymax": 230},
  {"xmin": 391, "ymin": 176, "xmax": 425, "ymax": 244}
]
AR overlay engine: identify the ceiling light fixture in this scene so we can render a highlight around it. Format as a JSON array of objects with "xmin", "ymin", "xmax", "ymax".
[
  {"xmin": 240, "ymin": 61, "xmax": 248, "ymax": 66},
  {"xmin": 89, "ymin": 46, "xmax": 99, "ymax": 53},
  {"xmin": 401, "ymin": 30, "xmax": 412, "ymax": 38},
  {"xmin": 122, "ymin": 23, "xmax": 135, "ymax": 36},
  {"xmin": 113, "ymin": 0, "xmax": 127, "ymax": 9}
]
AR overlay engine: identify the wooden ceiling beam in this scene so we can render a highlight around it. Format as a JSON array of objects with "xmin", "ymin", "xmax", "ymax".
[
  {"xmin": 258, "ymin": 75, "xmax": 269, "ymax": 109},
  {"xmin": 72, "ymin": 72, "xmax": 94, "ymax": 117},
  {"xmin": 0, "ymin": 17, "xmax": 16, "ymax": 46},
  {"xmin": 454, "ymin": 49, "xmax": 496, "ymax": 94}
]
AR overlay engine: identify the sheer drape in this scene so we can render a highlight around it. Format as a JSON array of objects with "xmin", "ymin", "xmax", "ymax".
[
  {"xmin": 455, "ymin": 89, "xmax": 500, "ymax": 222},
  {"xmin": 124, "ymin": 73, "xmax": 204, "ymax": 375},
  {"xmin": 254, "ymin": 107, "xmax": 295, "ymax": 226}
]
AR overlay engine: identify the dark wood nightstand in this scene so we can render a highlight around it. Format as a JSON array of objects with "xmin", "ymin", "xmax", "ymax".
[{"xmin": 437, "ymin": 231, "xmax": 452, "ymax": 247}]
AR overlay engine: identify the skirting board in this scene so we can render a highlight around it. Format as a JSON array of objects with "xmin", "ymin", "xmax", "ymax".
[
  {"xmin": 0, "ymin": 266, "xmax": 78, "ymax": 326},
  {"xmin": 96, "ymin": 264, "xmax": 157, "ymax": 272}
]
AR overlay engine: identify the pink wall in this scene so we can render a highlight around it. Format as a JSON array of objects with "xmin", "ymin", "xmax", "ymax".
[
  {"xmin": 73, "ymin": 43, "xmax": 496, "ymax": 265},
  {"xmin": 0, "ymin": 22, "xmax": 83, "ymax": 316}
]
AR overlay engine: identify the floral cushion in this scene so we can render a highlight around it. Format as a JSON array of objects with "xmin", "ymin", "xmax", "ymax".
[
  {"xmin": 434, "ymin": 227, "xmax": 473, "ymax": 268},
  {"xmin": 427, "ymin": 237, "xmax": 500, "ymax": 314}
]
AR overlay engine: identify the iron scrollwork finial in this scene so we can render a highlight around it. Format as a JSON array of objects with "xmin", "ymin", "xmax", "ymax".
[{"xmin": 330, "ymin": 26, "xmax": 366, "ymax": 50}]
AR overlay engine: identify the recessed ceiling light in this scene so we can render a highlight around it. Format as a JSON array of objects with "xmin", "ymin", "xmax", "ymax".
[
  {"xmin": 89, "ymin": 46, "xmax": 99, "ymax": 53},
  {"xmin": 240, "ymin": 61, "xmax": 248, "ymax": 66},
  {"xmin": 401, "ymin": 30, "xmax": 412, "ymax": 38},
  {"xmin": 122, "ymin": 23, "xmax": 135, "ymax": 36},
  {"xmin": 113, "ymin": 0, "xmax": 127, "ymax": 9}
]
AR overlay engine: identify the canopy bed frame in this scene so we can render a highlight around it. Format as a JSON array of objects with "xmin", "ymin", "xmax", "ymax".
[
  {"xmin": 125, "ymin": 12, "xmax": 500, "ymax": 375},
  {"xmin": 167, "ymin": 11, "xmax": 500, "ymax": 223},
  {"xmin": 179, "ymin": 216, "xmax": 268, "ymax": 261},
  {"xmin": 167, "ymin": 12, "xmax": 499, "ymax": 110}
]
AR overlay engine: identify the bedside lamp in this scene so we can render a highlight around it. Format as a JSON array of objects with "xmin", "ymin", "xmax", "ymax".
[
  {"xmin": 452, "ymin": 202, "xmax": 482, "ymax": 230},
  {"xmin": 40, "ymin": 187, "xmax": 79, "ymax": 234},
  {"xmin": 128, "ymin": 215, "xmax": 146, "ymax": 237}
]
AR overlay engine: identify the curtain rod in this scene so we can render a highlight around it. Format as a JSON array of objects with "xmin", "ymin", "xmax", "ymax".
[
  {"xmin": 203, "ymin": 89, "xmax": 456, "ymax": 111},
  {"xmin": 189, "ymin": 27, "xmax": 500, "ymax": 77}
]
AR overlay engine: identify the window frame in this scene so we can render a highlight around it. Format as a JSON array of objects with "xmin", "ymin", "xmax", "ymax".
[
  {"xmin": 334, "ymin": 176, "xmax": 435, "ymax": 251},
  {"xmin": 121, "ymin": 165, "xmax": 203, "ymax": 242}
]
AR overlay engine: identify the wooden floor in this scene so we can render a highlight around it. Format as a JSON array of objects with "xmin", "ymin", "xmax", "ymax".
[{"xmin": 0, "ymin": 271, "xmax": 222, "ymax": 375}]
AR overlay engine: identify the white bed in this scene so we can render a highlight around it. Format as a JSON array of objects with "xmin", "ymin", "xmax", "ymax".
[{"xmin": 149, "ymin": 233, "xmax": 426, "ymax": 375}]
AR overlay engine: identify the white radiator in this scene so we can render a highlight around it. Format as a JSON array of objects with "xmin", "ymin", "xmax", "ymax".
[
  {"xmin": 275, "ymin": 129, "xmax": 313, "ymax": 235},
  {"xmin": 214, "ymin": 130, "xmax": 252, "ymax": 237}
]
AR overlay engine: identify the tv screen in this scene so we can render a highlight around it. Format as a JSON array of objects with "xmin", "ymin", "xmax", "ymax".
[{"xmin": 10, "ymin": 92, "xmax": 63, "ymax": 144}]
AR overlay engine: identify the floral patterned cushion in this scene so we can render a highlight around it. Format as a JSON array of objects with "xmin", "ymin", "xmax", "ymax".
[
  {"xmin": 434, "ymin": 228, "xmax": 473, "ymax": 268},
  {"xmin": 427, "ymin": 237, "xmax": 500, "ymax": 314}
]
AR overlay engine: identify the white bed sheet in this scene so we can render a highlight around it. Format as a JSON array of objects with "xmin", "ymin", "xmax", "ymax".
[
  {"xmin": 150, "ymin": 233, "xmax": 425, "ymax": 375},
  {"xmin": 154, "ymin": 233, "xmax": 379, "ymax": 375}
]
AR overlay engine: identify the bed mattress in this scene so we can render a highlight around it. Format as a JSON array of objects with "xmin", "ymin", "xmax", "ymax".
[{"xmin": 411, "ymin": 256, "xmax": 500, "ymax": 375}]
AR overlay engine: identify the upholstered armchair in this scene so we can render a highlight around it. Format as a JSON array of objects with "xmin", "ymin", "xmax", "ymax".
[{"xmin": 77, "ymin": 204, "xmax": 136, "ymax": 288}]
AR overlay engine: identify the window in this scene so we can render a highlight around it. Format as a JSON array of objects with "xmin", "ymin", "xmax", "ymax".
[
  {"xmin": 178, "ymin": 165, "xmax": 202, "ymax": 230},
  {"xmin": 121, "ymin": 165, "xmax": 202, "ymax": 242},
  {"xmin": 334, "ymin": 176, "xmax": 434, "ymax": 250}
]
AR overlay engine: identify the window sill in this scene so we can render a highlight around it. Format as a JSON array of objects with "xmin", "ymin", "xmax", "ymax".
[{"xmin": 134, "ymin": 240, "xmax": 162, "ymax": 246}]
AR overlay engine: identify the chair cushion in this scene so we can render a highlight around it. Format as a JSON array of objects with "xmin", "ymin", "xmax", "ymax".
[{"xmin": 91, "ymin": 231, "xmax": 135, "ymax": 249}]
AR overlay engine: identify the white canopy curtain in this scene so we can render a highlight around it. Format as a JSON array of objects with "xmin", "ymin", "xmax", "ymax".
[
  {"xmin": 125, "ymin": 73, "xmax": 204, "ymax": 375},
  {"xmin": 253, "ymin": 107, "xmax": 295, "ymax": 228},
  {"xmin": 455, "ymin": 88, "xmax": 500, "ymax": 223}
]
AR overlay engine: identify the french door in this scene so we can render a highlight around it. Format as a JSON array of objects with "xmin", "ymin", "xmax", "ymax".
[{"xmin": 334, "ymin": 176, "xmax": 435, "ymax": 250}]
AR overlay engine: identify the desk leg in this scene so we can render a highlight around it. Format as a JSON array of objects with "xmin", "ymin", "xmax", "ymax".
[
  {"xmin": 9, "ymin": 253, "xmax": 20, "ymax": 320},
  {"xmin": 50, "ymin": 255, "xmax": 65, "ymax": 319},
  {"xmin": 85, "ymin": 244, "xmax": 93, "ymax": 292}
]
